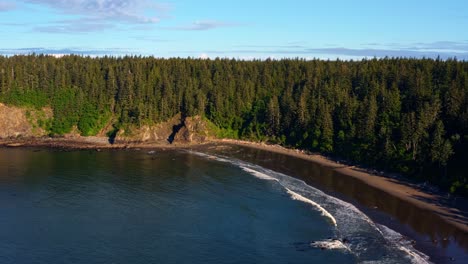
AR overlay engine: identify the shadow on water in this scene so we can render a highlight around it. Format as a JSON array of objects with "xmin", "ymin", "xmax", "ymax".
[{"xmin": 197, "ymin": 143, "xmax": 468, "ymax": 264}]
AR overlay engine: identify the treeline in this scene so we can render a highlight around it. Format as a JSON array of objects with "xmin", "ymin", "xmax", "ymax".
[{"xmin": 0, "ymin": 55, "xmax": 466, "ymax": 194}]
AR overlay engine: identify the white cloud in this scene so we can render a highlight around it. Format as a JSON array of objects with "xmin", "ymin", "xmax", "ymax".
[
  {"xmin": 25, "ymin": 0, "xmax": 162, "ymax": 23},
  {"xmin": 22, "ymin": 0, "xmax": 168, "ymax": 33},
  {"xmin": 199, "ymin": 53, "xmax": 209, "ymax": 59}
]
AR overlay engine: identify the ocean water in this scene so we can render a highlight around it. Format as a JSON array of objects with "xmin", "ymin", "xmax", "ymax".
[{"xmin": 0, "ymin": 148, "xmax": 429, "ymax": 264}]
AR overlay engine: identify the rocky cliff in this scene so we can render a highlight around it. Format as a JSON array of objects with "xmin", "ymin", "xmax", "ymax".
[
  {"xmin": 115, "ymin": 114, "xmax": 211, "ymax": 144},
  {"xmin": 0, "ymin": 103, "xmax": 52, "ymax": 138},
  {"xmin": 0, "ymin": 103, "xmax": 212, "ymax": 144}
]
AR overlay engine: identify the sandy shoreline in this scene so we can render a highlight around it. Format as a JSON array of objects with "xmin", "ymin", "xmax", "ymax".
[
  {"xmin": 214, "ymin": 139, "xmax": 468, "ymax": 234},
  {"xmin": 1, "ymin": 136, "xmax": 467, "ymax": 234}
]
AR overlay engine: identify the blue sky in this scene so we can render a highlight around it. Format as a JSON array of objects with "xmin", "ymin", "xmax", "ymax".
[{"xmin": 0, "ymin": 0, "xmax": 467, "ymax": 59}]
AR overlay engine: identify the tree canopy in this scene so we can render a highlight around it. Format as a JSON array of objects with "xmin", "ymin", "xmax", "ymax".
[{"xmin": 0, "ymin": 55, "xmax": 466, "ymax": 194}]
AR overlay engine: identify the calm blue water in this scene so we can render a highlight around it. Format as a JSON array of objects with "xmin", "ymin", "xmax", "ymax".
[{"xmin": 0, "ymin": 148, "xmax": 426, "ymax": 263}]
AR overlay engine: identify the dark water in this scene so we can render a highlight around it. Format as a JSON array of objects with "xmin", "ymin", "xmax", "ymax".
[{"xmin": 0, "ymin": 148, "xmax": 436, "ymax": 263}]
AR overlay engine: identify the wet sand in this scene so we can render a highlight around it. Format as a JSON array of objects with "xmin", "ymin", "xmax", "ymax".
[
  {"xmin": 214, "ymin": 139, "xmax": 468, "ymax": 234},
  {"xmin": 200, "ymin": 139, "xmax": 468, "ymax": 263}
]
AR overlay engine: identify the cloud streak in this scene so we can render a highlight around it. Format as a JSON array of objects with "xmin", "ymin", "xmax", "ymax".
[
  {"xmin": 2, "ymin": 42, "xmax": 467, "ymax": 60},
  {"xmin": 22, "ymin": 0, "xmax": 166, "ymax": 33},
  {"xmin": 165, "ymin": 20, "xmax": 237, "ymax": 31},
  {"xmin": 305, "ymin": 47, "xmax": 468, "ymax": 59},
  {"xmin": 25, "ymin": 0, "xmax": 161, "ymax": 23},
  {"xmin": 363, "ymin": 41, "xmax": 468, "ymax": 52},
  {"xmin": 0, "ymin": 1, "xmax": 15, "ymax": 11},
  {"xmin": 34, "ymin": 21, "xmax": 113, "ymax": 33},
  {"xmin": 0, "ymin": 47, "xmax": 132, "ymax": 56},
  {"xmin": 197, "ymin": 41, "xmax": 468, "ymax": 60}
]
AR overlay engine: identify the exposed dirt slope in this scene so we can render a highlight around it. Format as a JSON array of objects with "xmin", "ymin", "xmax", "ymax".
[
  {"xmin": 114, "ymin": 114, "xmax": 212, "ymax": 144},
  {"xmin": 0, "ymin": 103, "xmax": 52, "ymax": 138}
]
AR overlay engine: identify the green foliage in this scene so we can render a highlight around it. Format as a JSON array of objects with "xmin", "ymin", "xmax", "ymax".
[
  {"xmin": 0, "ymin": 55, "xmax": 466, "ymax": 194},
  {"xmin": 78, "ymin": 103, "xmax": 111, "ymax": 136},
  {"xmin": 0, "ymin": 89, "xmax": 48, "ymax": 109},
  {"xmin": 203, "ymin": 117, "xmax": 239, "ymax": 139},
  {"xmin": 49, "ymin": 88, "xmax": 80, "ymax": 135}
]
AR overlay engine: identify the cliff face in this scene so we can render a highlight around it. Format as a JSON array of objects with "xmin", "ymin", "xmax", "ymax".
[
  {"xmin": 183, "ymin": 115, "xmax": 211, "ymax": 142},
  {"xmin": 115, "ymin": 114, "xmax": 211, "ymax": 144},
  {"xmin": 0, "ymin": 103, "xmax": 211, "ymax": 144},
  {"xmin": 0, "ymin": 103, "xmax": 52, "ymax": 138}
]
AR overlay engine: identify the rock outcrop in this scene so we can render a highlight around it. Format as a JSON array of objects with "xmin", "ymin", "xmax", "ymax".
[
  {"xmin": 0, "ymin": 103, "xmax": 52, "ymax": 138},
  {"xmin": 115, "ymin": 114, "xmax": 212, "ymax": 144},
  {"xmin": 0, "ymin": 104, "xmax": 211, "ymax": 145}
]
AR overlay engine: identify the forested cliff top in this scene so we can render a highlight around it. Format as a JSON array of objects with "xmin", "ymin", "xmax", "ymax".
[{"xmin": 0, "ymin": 55, "xmax": 466, "ymax": 194}]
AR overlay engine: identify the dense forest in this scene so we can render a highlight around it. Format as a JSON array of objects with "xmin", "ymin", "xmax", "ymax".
[{"xmin": 0, "ymin": 55, "xmax": 466, "ymax": 194}]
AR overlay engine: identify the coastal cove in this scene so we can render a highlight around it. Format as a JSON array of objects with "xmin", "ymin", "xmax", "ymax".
[
  {"xmin": 1, "ymin": 137, "xmax": 467, "ymax": 263},
  {"xmin": 0, "ymin": 2, "xmax": 466, "ymax": 263}
]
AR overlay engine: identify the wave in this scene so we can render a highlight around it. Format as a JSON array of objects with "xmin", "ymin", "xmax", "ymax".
[
  {"xmin": 286, "ymin": 188, "xmax": 337, "ymax": 226},
  {"xmin": 310, "ymin": 239, "xmax": 349, "ymax": 250},
  {"xmin": 240, "ymin": 167, "xmax": 278, "ymax": 182},
  {"xmin": 240, "ymin": 166, "xmax": 336, "ymax": 225},
  {"xmin": 189, "ymin": 151, "xmax": 431, "ymax": 264},
  {"xmin": 377, "ymin": 224, "xmax": 431, "ymax": 264}
]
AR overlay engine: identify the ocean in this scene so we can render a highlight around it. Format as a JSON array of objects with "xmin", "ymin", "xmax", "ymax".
[{"xmin": 0, "ymin": 147, "xmax": 440, "ymax": 263}]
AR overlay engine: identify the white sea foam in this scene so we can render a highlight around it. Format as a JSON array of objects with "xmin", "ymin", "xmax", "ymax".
[
  {"xmin": 377, "ymin": 224, "xmax": 431, "ymax": 264},
  {"xmin": 285, "ymin": 188, "xmax": 337, "ymax": 226},
  {"xmin": 189, "ymin": 151, "xmax": 431, "ymax": 263},
  {"xmin": 310, "ymin": 239, "xmax": 349, "ymax": 250},
  {"xmin": 240, "ymin": 166, "xmax": 278, "ymax": 182},
  {"xmin": 189, "ymin": 151, "xmax": 231, "ymax": 163}
]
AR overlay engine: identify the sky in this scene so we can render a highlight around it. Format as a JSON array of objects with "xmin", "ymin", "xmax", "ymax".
[{"xmin": 0, "ymin": 0, "xmax": 467, "ymax": 60}]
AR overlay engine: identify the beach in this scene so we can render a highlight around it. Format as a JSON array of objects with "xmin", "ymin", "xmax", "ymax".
[
  {"xmin": 213, "ymin": 139, "xmax": 468, "ymax": 234},
  {"xmin": 1, "ymin": 136, "xmax": 466, "ymax": 233}
]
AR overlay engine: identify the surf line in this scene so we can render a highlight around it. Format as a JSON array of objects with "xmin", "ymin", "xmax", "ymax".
[
  {"xmin": 239, "ymin": 165, "xmax": 337, "ymax": 227},
  {"xmin": 192, "ymin": 152, "xmax": 338, "ymax": 227},
  {"xmin": 285, "ymin": 188, "xmax": 338, "ymax": 227}
]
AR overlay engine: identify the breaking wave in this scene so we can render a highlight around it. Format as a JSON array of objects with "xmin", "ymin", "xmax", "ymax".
[
  {"xmin": 310, "ymin": 239, "xmax": 350, "ymax": 251},
  {"xmin": 189, "ymin": 151, "xmax": 431, "ymax": 264},
  {"xmin": 287, "ymin": 188, "xmax": 338, "ymax": 226}
]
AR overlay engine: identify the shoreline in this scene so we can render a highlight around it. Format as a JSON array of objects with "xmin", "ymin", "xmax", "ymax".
[
  {"xmin": 0, "ymin": 137, "xmax": 202, "ymax": 150},
  {"xmin": 1, "ymin": 136, "xmax": 467, "ymax": 234},
  {"xmin": 213, "ymin": 139, "xmax": 468, "ymax": 234}
]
